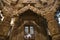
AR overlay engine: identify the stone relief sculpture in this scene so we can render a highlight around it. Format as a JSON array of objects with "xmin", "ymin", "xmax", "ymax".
[{"xmin": 0, "ymin": 0, "xmax": 60, "ymax": 40}]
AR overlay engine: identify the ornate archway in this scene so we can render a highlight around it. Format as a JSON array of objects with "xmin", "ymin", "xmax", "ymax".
[
  {"xmin": 0, "ymin": 0, "xmax": 60, "ymax": 40},
  {"xmin": 9, "ymin": 10, "xmax": 49, "ymax": 40}
]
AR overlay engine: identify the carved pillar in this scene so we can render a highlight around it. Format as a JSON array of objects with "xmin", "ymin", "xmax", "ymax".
[
  {"xmin": 9, "ymin": 15, "xmax": 20, "ymax": 40},
  {"xmin": 45, "ymin": 12, "xmax": 60, "ymax": 40},
  {"xmin": 0, "ymin": 5, "xmax": 14, "ymax": 37},
  {"xmin": 0, "ymin": 15, "xmax": 11, "ymax": 40},
  {"xmin": 0, "ymin": 8, "xmax": 12, "ymax": 40}
]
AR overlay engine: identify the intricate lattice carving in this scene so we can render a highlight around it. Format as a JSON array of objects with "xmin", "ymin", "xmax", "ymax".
[
  {"xmin": 35, "ymin": 0, "xmax": 58, "ymax": 12},
  {"xmin": 0, "ymin": 0, "xmax": 60, "ymax": 40}
]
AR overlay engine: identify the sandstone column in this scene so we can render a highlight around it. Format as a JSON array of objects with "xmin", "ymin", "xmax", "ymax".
[{"xmin": 45, "ymin": 12, "xmax": 60, "ymax": 40}]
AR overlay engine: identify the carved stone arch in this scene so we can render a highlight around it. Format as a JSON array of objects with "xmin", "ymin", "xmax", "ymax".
[
  {"xmin": 14, "ymin": 9, "xmax": 47, "ymax": 28},
  {"xmin": 10, "ymin": 9, "xmax": 49, "ymax": 40},
  {"xmin": 13, "ymin": 5, "xmax": 44, "ymax": 17}
]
